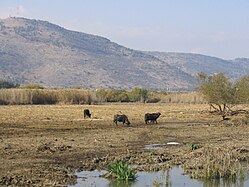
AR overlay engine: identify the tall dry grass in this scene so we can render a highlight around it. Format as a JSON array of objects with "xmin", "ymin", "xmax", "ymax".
[
  {"xmin": 0, "ymin": 89, "xmax": 207, "ymax": 105},
  {"xmin": 0, "ymin": 89, "xmax": 96, "ymax": 105},
  {"xmin": 184, "ymin": 146, "xmax": 246, "ymax": 182},
  {"xmin": 159, "ymin": 92, "xmax": 207, "ymax": 104}
]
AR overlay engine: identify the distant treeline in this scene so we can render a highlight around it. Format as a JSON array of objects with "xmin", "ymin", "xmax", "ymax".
[{"xmin": 0, "ymin": 88, "xmax": 206, "ymax": 105}]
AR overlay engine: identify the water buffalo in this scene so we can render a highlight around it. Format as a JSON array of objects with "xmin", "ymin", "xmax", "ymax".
[
  {"xmin": 144, "ymin": 112, "xmax": 161, "ymax": 124},
  {"xmin": 113, "ymin": 114, "xmax": 131, "ymax": 126},
  {"xmin": 83, "ymin": 109, "xmax": 91, "ymax": 118}
]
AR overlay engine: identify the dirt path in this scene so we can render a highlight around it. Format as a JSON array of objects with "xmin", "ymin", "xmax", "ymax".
[{"xmin": 0, "ymin": 104, "xmax": 249, "ymax": 186}]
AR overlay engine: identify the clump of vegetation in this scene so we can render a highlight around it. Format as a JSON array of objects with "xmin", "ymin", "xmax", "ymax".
[
  {"xmin": 106, "ymin": 161, "xmax": 137, "ymax": 181},
  {"xmin": 189, "ymin": 143, "xmax": 201, "ymax": 151},
  {"xmin": 22, "ymin": 83, "xmax": 44, "ymax": 89},
  {"xmin": 96, "ymin": 89, "xmax": 130, "ymax": 102},
  {"xmin": 0, "ymin": 79, "xmax": 19, "ymax": 89},
  {"xmin": 129, "ymin": 87, "xmax": 148, "ymax": 103},
  {"xmin": 197, "ymin": 73, "xmax": 249, "ymax": 119},
  {"xmin": 96, "ymin": 87, "xmax": 149, "ymax": 103},
  {"xmin": 184, "ymin": 146, "xmax": 246, "ymax": 181}
]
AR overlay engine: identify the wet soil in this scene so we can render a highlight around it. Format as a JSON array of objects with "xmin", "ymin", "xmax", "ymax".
[{"xmin": 0, "ymin": 104, "xmax": 249, "ymax": 186}]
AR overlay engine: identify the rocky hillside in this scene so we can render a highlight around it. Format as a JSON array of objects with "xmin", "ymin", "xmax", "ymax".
[{"xmin": 0, "ymin": 17, "xmax": 248, "ymax": 91}]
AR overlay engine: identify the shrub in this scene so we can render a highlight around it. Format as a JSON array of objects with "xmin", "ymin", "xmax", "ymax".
[
  {"xmin": 146, "ymin": 97, "xmax": 161, "ymax": 103},
  {"xmin": 0, "ymin": 79, "xmax": 19, "ymax": 88},
  {"xmin": 22, "ymin": 84, "xmax": 44, "ymax": 89}
]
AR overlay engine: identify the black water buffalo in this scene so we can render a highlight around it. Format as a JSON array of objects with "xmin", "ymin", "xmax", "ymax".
[
  {"xmin": 83, "ymin": 109, "xmax": 91, "ymax": 118},
  {"xmin": 113, "ymin": 114, "xmax": 131, "ymax": 126},
  {"xmin": 144, "ymin": 112, "xmax": 161, "ymax": 124}
]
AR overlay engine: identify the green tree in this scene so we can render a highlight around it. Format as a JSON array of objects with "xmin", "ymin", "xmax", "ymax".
[
  {"xmin": 115, "ymin": 90, "xmax": 129, "ymax": 102},
  {"xmin": 234, "ymin": 75, "xmax": 249, "ymax": 104},
  {"xmin": 96, "ymin": 89, "xmax": 109, "ymax": 102},
  {"xmin": 129, "ymin": 87, "xmax": 148, "ymax": 103},
  {"xmin": 197, "ymin": 72, "xmax": 236, "ymax": 118}
]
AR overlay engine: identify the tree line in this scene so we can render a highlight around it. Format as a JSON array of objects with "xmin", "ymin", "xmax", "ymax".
[{"xmin": 1, "ymin": 73, "xmax": 249, "ymax": 114}]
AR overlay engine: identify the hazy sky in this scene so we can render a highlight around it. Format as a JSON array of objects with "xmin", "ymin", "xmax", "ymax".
[{"xmin": 0, "ymin": 0, "xmax": 249, "ymax": 59}]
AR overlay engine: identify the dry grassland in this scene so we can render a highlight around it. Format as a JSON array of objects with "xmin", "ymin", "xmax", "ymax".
[{"xmin": 0, "ymin": 103, "xmax": 249, "ymax": 186}]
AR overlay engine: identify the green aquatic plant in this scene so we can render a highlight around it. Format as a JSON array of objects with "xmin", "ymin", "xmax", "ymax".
[{"xmin": 107, "ymin": 161, "xmax": 137, "ymax": 180}]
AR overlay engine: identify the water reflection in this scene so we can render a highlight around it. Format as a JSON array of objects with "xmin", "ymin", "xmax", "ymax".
[
  {"xmin": 203, "ymin": 177, "xmax": 247, "ymax": 187},
  {"xmin": 70, "ymin": 167, "xmax": 203, "ymax": 187},
  {"xmin": 70, "ymin": 166, "xmax": 249, "ymax": 187}
]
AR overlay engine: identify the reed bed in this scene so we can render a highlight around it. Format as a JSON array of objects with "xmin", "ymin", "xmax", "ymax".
[
  {"xmin": 184, "ymin": 146, "xmax": 247, "ymax": 182},
  {"xmin": 0, "ymin": 88, "xmax": 207, "ymax": 105},
  {"xmin": 159, "ymin": 92, "xmax": 207, "ymax": 104},
  {"xmin": 0, "ymin": 89, "xmax": 95, "ymax": 105}
]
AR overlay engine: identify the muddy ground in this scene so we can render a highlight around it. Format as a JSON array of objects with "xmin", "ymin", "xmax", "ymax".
[{"xmin": 0, "ymin": 103, "xmax": 249, "ymax": 186}]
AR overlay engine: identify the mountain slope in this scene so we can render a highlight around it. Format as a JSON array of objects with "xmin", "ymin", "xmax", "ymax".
[
  {"xmin": 0, "ymin": 17, "xmax": 249, "ymax": 91},
  {"xmin": 0, "ymin": 17, "xmax": 195, "ymax": 90},
  {"xmin": 147, "ymin": 52, "xmax": 249, "ymax": 81}
]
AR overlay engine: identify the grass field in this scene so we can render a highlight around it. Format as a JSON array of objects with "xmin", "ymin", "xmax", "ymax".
[{"xmin": 0, "ymin": 103, "xmax": 249, "ymax": 186}]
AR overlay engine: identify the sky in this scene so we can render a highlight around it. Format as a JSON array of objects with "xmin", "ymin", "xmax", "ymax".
[{"xmin": 0, "ymin": 0, "xmax": 249, "ymax": 59}]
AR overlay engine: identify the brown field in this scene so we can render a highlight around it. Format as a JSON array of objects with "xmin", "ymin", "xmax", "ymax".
[{"xmin": 0, "ymin": 103, "xmax": 249, "ymax": 186}]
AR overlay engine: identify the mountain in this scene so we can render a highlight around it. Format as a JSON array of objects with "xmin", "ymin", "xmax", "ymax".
[
  {"xmin": 147, "ymin": 52, "xmax": 249, "ymax": 81},
  {"xmin": 0, "ymin": 17, "xmax": 248, "ymax": 91}
]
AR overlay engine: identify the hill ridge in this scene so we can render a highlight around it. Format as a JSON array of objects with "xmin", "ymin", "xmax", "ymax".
[{"xmin": 0, "ymin": 17, "xmax": 249, "ymax": 90}]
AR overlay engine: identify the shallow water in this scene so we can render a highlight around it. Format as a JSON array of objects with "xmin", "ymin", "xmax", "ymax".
[
  {"xmin": 70, "ymin": 165, "xmax": 249, "ymax": 187},
  {"xmin": 144, "ymin": 143, "xmax": 167, "ymax": 150},
  {"xmin": 144, "ymin": 142, "xmax": 180, "ymax": 150},
  {"xmin": 69, "ymin": 167, "xmax": 203, "ymax": 187}
]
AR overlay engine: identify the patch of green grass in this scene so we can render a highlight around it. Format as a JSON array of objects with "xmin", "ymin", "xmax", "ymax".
[
  {"xmin": 189, "ymin": 143, "xmax": 201, "ymax": 151},
  {"xmin": 107, "ymin": 161, "xmax": 137, "ymax": 181}
]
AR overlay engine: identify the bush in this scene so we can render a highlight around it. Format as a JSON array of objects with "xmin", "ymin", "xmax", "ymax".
[
  {"xmin": 146, "ymin": 97, "xmax": 161, "ymax": 103},
  {"xmin": 0, "ymin": 79, "xmax": 19, "ymax": 89},
  {"xmin": 22, "ymin": 84, "xmax": 44, "ymax": 89}
]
